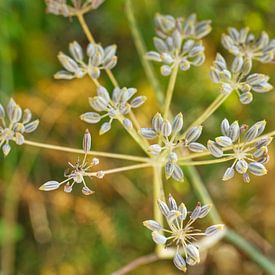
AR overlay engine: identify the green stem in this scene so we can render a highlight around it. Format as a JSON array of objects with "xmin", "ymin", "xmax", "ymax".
[
  {"xmin": 225, "ymin": 229, "xmax": 275, "ymax": 275},
  {"xmin": 125, "ymin": 0, "xmax": 165, "ymax": 106},
  {"xmin": 163, "ymin": 65, "xmax": 178, "ymax": 119},
  {"xmin": 184, "ymin": 166, "xmax": 222, "ymax": 223}
]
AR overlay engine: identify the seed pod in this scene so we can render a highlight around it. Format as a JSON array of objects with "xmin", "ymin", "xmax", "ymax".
[
  {"xmin": 255, "ymin": 137, "xmax": 273, "ymax": 148},
  {"xmin": 161, "ymin": 120, "xmax": 172, "ymax": 137},
  {"xmin": 140, "ymin": 128, "xmax": 157, "ymax": 139},
  {"xmin": 168, "ymin": 194, "xmax": 177, "ymax": 210},
  {"xmin": 198, "ymin": 204, "xmax": 212, "ymax": 218},
  {"xmin": 88, "ymin": 66, "xmax": 101, "ymax": 79},
  {"xmin": 165, "ymin": 162, "xmax": 174, "ymax": 179},
  {"xmin": 97, "ymin": 86, "xmax": 110, "ymax": 102},
  {"xmin": 205, "ymin": 224, "xmax": 224, "ymax": 236},
  {"xmin": 188, "ymin": 142, "xmax": 206, "ymax": 152},
  {"xmin": 185, "ymin": 126, "xmax": 202, "ymax": 144},
  {"xmin": 24, "ymin": 120, "xmax": 39, "ymax": 133},
  {"xmin": 179, "ymin": 59, "xmax": 190, "ymax": 71},
  {"xmin": 215, "ymin": 136, "xmax": 233, "ymax": 147},
  {"xmin": 39, "ymin": 180, "xmax": 60, "ymax": 191},
  {"xmin": 10, "ymin": 105, "xmax": 22, "ymax": 123},
  {"xmin": 172, "ymin": 163, "xmax": 184, "ymax": 182},
  {"xmin": 152, "ymin": 113, "xmax": 163, "ymax": 132},
  {"xmin": 15, "ymin": 132, "xmax": 24, "ymax": 145},
  {"xmin": 207, "ymin": 140, "xmax": 223, "ymax": 158},
  {"xmin": 143, "ymin": 220, "xmax": 163, "ymax": 231},
  {"xmin": 221, "ymin": 83, "xmax": 233, "ymax": 95},
  {"xmin": 186, "ymin": 244, "xmax": 200, "ymax": 263},
  {"xmin": 152, "ymin": 231, "xmax": 167, "ymax": 245},
  {"xmin": 178, "ymin": 203, "xmax": 187, "ymax": 221},
  {"xmin": 160, "ymin": 65, "xmax": 172, "ymax": 76},
  {"xmin": 173, "ymin": 253, "xmax": 187, "ymax": 272},
  {"xmin": 221, "ymin": 118, "xmax": 230, "ymax": 136},
  {"xmin": 222, "ymin": 167, "xmax": 235, "ymax": 181},
  {"xmin": 69, "ymin": 41, "xmax": 83, "ymax": 62},
  {"xmin": 64, "ymin": 183, "xmax": 72, "ymax": 193},
  {"xmin": 235, "ymin": 159, "xmax": 248, "ymax": 174},
  {"xmin": 248, "ymin": 162, "xmax": 267, "ymax": 176},
  {"xmin": 161, "ymin": 52, "xmax": 174, "ymax": 64},
  {"xmin": 243, "ymin": 173, "xmax": 251, "ymax": 183},
  {"xmin": 149, "ymin": 144, "xmax": 162, "ymax": 155},
  {"xmin": 99, "ymin": 122, "xmax": 111, "ymax": 135},
  {"xmin": 153, "ymin": 37, "xmax": 168, "ymax": 52},
  {"xmin": 166, "ymin": 210, "xmax": 181, "ymax": 223},
  {"xmin": 83, "ymin": 129, "xmax": 92, "ymax": 153},
  {"xmin": 2, "ymin": 143, "xmax": 11, "ymax": 156},
  {"xmin": 130, "ymin": 96, "xmax": 146, "ymax": 108},
  {"xmin": 231, "ymin": 55, "xmax": 243, "ymax": 73},
  {"xmin": 0, "ymin": 103, "xmax": 5, "ymax": 118},
  {"xmin": 157, "ymin": 199, "xmax": 170, "ymax": 216},
  {"xmin": 23, "ymin": 109, "xmax": 32, "ymax": 124},
  {"xmin": 103, "ymin": 45, "xmax": 117, "ymax": 63},
  {"xmin": 58, "ymin": 52, "xmax": 79, "ymax": 73},
  {"xmin": 146, "ymin": 51, "xmax": 162, "ymax": 62},
  {"xmin": 228, "ymin": 121, "xmax": 240, "ymax": 142},
  {"xmin": 239, "ymin": 92, "xmax": 253, "ymax": 104},
  {"xmin": 81, "ymin": 112, "xmax": 101, "ymax": 124},
  {"xmin": 172, "ymin": 113, "xmax": 183, "ymax": 133},
  {"xmin": 89, "ymin": 96, "xmax": 108, "ymax": 112},
  {"xmin": 190, "ymin": 203, "xmax": 201, "ymax": 220},
  {"xmin": 82, "ymin": 186, "xmax": 94, "ymax": 196},
  {"xmin": 54, "ymin": 70, "xmax": 75, "ymax": 80},
  {"xmin": 123, "ymin": 118, "xmax": 133, "ymax": 129}
]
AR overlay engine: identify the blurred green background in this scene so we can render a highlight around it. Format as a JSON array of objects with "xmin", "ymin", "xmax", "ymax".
[{"xmin": 1, "ymin": 0, "xmax": 275, "ymax": 274}]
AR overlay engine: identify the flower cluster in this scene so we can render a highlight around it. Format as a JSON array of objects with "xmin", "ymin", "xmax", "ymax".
[
  {"xmin": 146, "ymin": 14, "xmax": 211, "ymax": 76},
  {"xmin": 40, "ymin": 130, "xmax": 103, "ymax": 195},
  {"xmin": 0, "ymin": 98, "xmax": 39, "ymax": 156},
  {"xmin": 140, "ymin": 113, "xmax": 206, "ymax": 181},
  {"xmin": 222, "ymin": 27, "xmax": 275, "ymax": 63},
  {"xmin": 207, "ymin": 119, "xmax": 272, "ymax": 182},
  {"xmin": 81, "ymin": 85, "xmax": 146, "ymax": 134},
  {"xmin": 143, "ymin": 195, "xmax": 224, "ymax": 272},
  {"xmin": 55, "ymin": 41, "xmax": 117, "ymax": 80},
  {"xmin": 210, "ymin": 53, "xmax": 273, "ymax": 104},
  {"xmin": 45, "ymin": 0, "xmax": 105, "ymax": 17}
]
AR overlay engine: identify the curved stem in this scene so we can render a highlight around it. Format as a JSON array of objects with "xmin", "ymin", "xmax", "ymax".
[
  {"xmin": 23, "ymin": 139, "xmax": 150, "ymax": 163},
  {"xmin": 76, "ymin": 13, "xmax": 95, "ymax": 43},
  {"xmin": 111, "ymin": 253, "xmax": 158, "ymax": 275},
  {"xmin": 163, "ymin": 65, "xmax": 178, "ymax": 119},
  {"xmin": 225, "ymin": 229, "xmax": 275, "ymax": 275}
]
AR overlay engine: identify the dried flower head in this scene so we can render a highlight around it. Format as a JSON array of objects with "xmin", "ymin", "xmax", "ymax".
[
  {"xmin": 0, "ymin": 98, "xmax": 39, "ymax": 156},
  {"xmin": 81, "ymin": 85, "xmax": 146, "ymax": 135},
  {"xmin": 207, "ymin": 119, "xmax": 272, "ymax": 182},
  {"xmin": 210, "ymin": 53, "xmax": 273, "ymax": 104},
  {"xmin": 55, "ymin": 41, "xmax": 117, "ymax": 80},
  {"xmin": 40, "ymin": 129, "xmax": 102, "ymax": 195},
  {"xmin": 140, "ymin": 113, "xmax": 206, "ymax": 181},
  {"xmin": 143, "ymin": 194, "xmax": 224, "ymax": 272},
  {"xmin": 45, "ymin": 0, "xmax": 105, "ymax": 17},
  {"xmin": 222, "ymin": 27, "xmax": 275, "ymax": 63},
  {"xmin": 146, "ymin": 14, "xmax": 211, "ymax": 76}
]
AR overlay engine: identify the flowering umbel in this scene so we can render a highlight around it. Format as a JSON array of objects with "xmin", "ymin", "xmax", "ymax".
[
  {"xmin": 222, "ymin": 27, "xmax": 275, "ymax": 63},
  {"xmin": 45, "ymin": 0, "xmax": 105, "ymax": 17},
  {"xmin": 40, "ymin": 130, "xmax": 103, "ymax": 195},
  {"xmin": 0, "ymin": 98, "xmax": 39, "ymax": 156},
  {"xmin": 143, "ymin": 195, "xmax": 224, "ymax": 272},
  {"xmin": 207, "ymin": 119, "xmax": 272, "ymax": 182},
  {"xmin": 146, "ymin": 14, "xmax": 211, "ymax": 76},
  {"xmin": 55, "ymin": 41, "xmax": 117, "ymax": 80},
  {"xmin": 81, "ymin": 85, "xmax": 146, "ymax": 134},
  {"xmin": 210, "ymin": 53, "xmax": 273, "ymax": 104},
  {"xmin": 140, "ymin": 113, "xmax": 206, "ymax": 181}
]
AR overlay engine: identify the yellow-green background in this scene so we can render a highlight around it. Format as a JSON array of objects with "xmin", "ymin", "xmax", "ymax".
[{"xmin": 0, "ymin": 0, "xmax": 275, "ymax": 274}]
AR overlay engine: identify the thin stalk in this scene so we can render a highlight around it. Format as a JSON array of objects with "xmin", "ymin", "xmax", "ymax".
[
  {"xmin": 163, "ymin": 65, "xmax": 178, "ymax": 119},
  {"xmin": 184, "ymin": 166, "xmax": 222, "ymax": 223},
  {"xmin": 179, "ymin": 93, "xmax": 229, "ymax": 139},
  {"xmin": 86, "ymin": 162, "xmax": 153, "ymax": 176},
  {"xmin": 77, "ymin": 12, "xmax": 119, "ymax": 88},
  {"xmin": 77, "ymin": 12, "xmax": 150, "ymax": 153},
  {"xmin": 179, "ymin": 156, "xmax": 234, "ymax": 166},
  {"xmin": 23, "ymin": 139, "xmax": 150, "ymax": 163},
  {"xmin": 125, "ymin": 0, "xmax": 165, "ymax": 106},
  {"xmin": 225, "ymin": 229, "xmax": 275, "ymax": 275}
]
